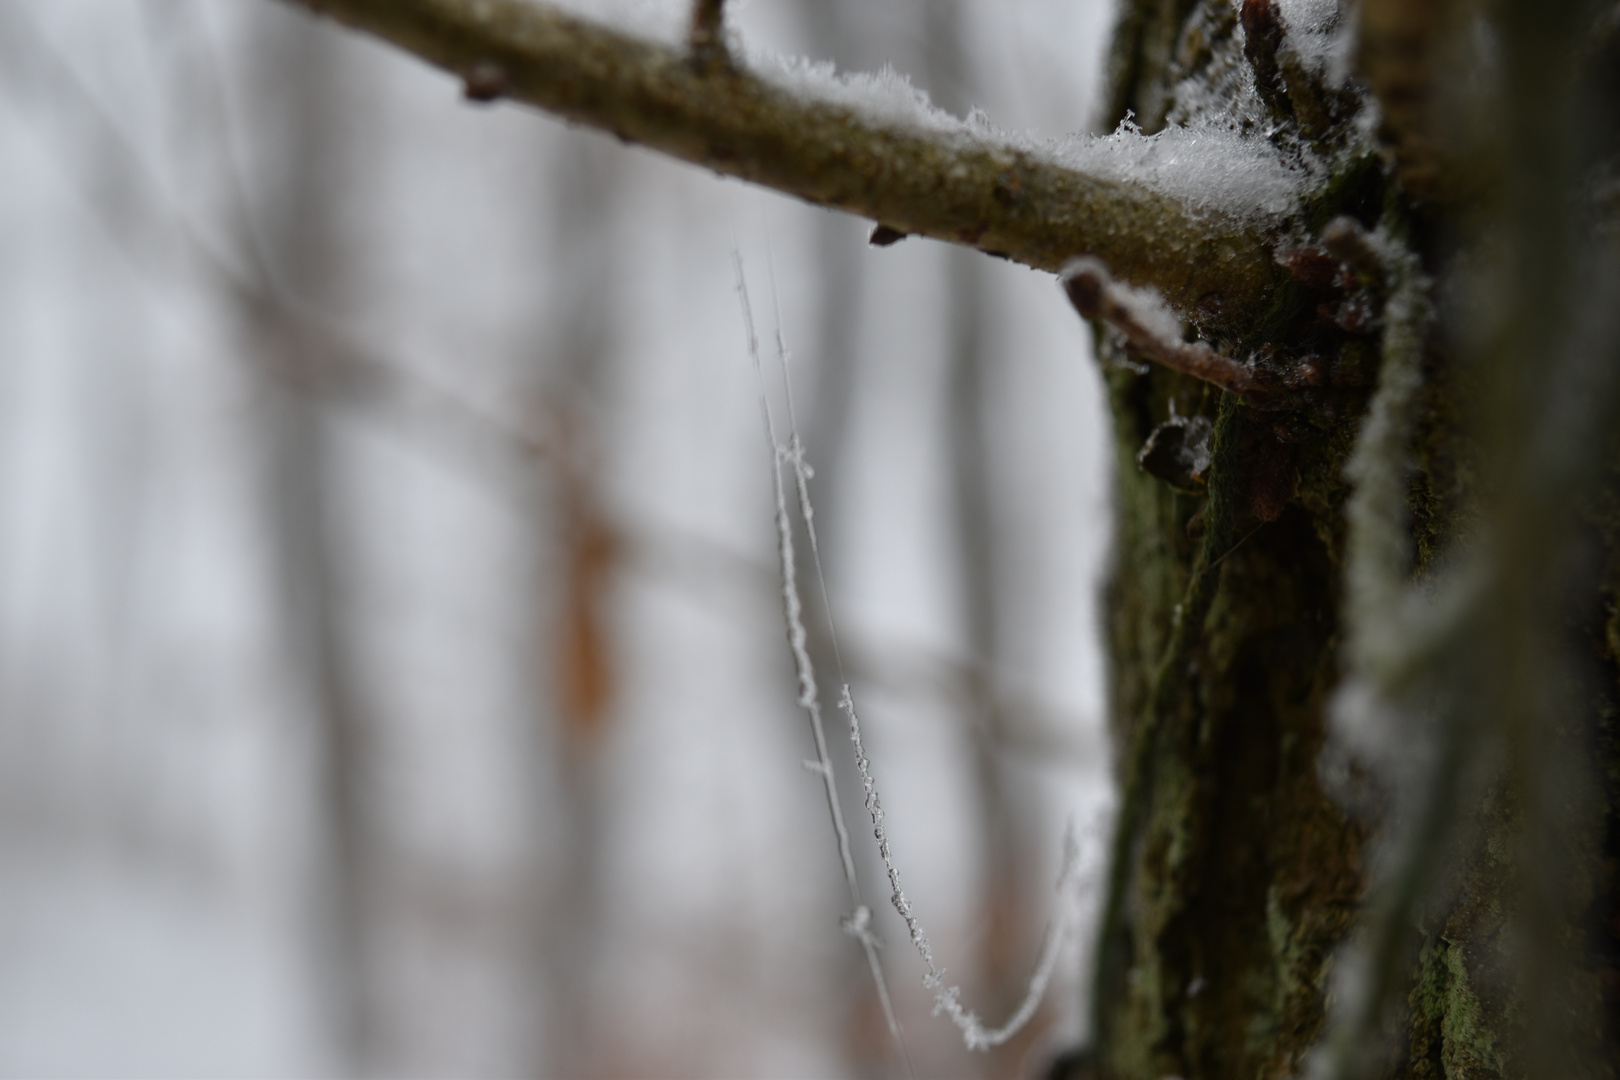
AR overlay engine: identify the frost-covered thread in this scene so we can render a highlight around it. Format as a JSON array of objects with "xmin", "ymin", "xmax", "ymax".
[
  {"xmin": 743, "ymin": 248, "xmax": 1082, "ymax": 1053},
  {"xmin": 739, "ymin": 250, "xmax": 859, "ymax": 894},
  {"xmin": 735, "ymin": 252, "xmax": 903, "ymax": 1045},
  {"xmin": 839, "ymin": 685, "xmax": 1083, "ymax": 1050},
  {"xmin": 765, "ymin": 241, "xmax": 846, "ymax": 682},
  {"xmin": 981, "ymin": 824, "xmax": 1084, "ymax": 1047}
]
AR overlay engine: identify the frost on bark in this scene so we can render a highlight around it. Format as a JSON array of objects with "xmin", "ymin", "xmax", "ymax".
[{"xmin": 270, "ymin": 0, "xmax": 1620, "ymax": 1076}]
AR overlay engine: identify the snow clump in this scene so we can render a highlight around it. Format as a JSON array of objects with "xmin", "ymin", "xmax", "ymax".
[{"xmin": 1060, "ymin": 118, "xmax": 1316, "ymax": 222}]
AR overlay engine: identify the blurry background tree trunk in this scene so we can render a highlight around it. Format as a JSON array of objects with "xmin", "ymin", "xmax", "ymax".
[
  {"xmin": 238, "ymin": 16, "xmax": 377, "ymax": 1073},
  {"xmin": 920, "ymin": 2, "xmax": 1047, "ymax": 1073},
  {"xmin": 527, "ymin": 131, "xmax": 623, "ymax": 1080}
]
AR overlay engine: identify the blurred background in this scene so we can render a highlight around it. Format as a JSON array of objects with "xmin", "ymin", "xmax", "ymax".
[{"xmin": 0, "ymin": 0, "xmax": 1121, "ymax": 1075}]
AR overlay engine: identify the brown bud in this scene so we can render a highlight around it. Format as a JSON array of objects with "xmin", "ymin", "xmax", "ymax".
[
  {"xmin": 463, "ymin": 60, "xmax": 509, "ymax": 103},
  {"xmin": 1061, "ymin": 264, "xmax": 1105, "ymax": 318},
  {"xmin": 868, "ymin": 224, "xmax": 908, "ymax": 247}
]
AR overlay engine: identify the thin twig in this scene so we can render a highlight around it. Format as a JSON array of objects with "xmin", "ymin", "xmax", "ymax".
[
  {"xmin": 687, "ymin": 0, "xmax": 728, "ymax": 69},
  {"xmin": 1061, "ymin": 257, "xmax": 1273, "ymax": 396}
]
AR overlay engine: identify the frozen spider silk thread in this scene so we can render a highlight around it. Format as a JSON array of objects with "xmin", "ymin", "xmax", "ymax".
[
  {"xmin": 734, "ymin": 252, "xmax": 905, "ymax": 1050},
  {"xmin": 840, "ymin": 685, "xmax": 1083, "ymax": 1050},
  {"xmin": 742, "ymin": 244, "xmax": 1084, "ymax": 1052}
]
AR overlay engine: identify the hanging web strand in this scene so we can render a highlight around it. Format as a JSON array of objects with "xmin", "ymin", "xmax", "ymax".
[
  {"xmin": 756, "ymin": 246, "xmax": 1083, "ymax": 1052},
  {"xmin": 841, "ymin": 686, "xmax": 1083, "ymax": 1049},
  {"xmin": 734, "ymin": 252, "xmax": 906, "ymax": 1057},
  {"xmin": 764, "ymin": 236, "xmax": 848, "ymax": 680}
]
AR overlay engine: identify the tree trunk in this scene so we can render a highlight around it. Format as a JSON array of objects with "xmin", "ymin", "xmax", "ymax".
[{"xmin": 1068, "ymin": 3, "xmax": 1620, "ymax": 1078}]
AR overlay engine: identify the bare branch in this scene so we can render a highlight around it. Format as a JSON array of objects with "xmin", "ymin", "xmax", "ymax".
[
  {"xmin": 1061, "ymin": 257, "xmax": 1271, "ymax": 396},
  {"xmin": 279, "ymin": 0, "xmax": 1283, "ymax": 326}
]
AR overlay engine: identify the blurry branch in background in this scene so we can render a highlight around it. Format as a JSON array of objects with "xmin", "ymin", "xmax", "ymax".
[
  {"xmin": 277, "ymin": 0, "xmax": 1281, "ymax": 327},
  {"xmin": 626, "ymin": 520, "xmax": 1103, "ymax": 768},
  {"xmin": 0, "ymin": 3, "xmax": 552, "ymax": 486}
]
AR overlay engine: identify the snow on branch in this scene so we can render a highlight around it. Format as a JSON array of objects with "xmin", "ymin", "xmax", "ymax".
[{"xmin": 278, "ymin": 0, "xmax": 1286, "ymax": 328}]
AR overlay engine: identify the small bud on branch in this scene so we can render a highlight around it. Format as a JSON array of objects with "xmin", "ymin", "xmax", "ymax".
[{"xmin": 688, "ymin": 0, "xmax": 728, "ymax": 71}]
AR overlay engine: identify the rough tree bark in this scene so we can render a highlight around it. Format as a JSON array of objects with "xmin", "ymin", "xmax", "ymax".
[
  {"xmin": 273, "ymin": 1, "xmax": 1620, "ymax": 1077},
  {"xmin": 1077, "ymin": 4, "xmax": 1620, "ymax": 1079}
]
